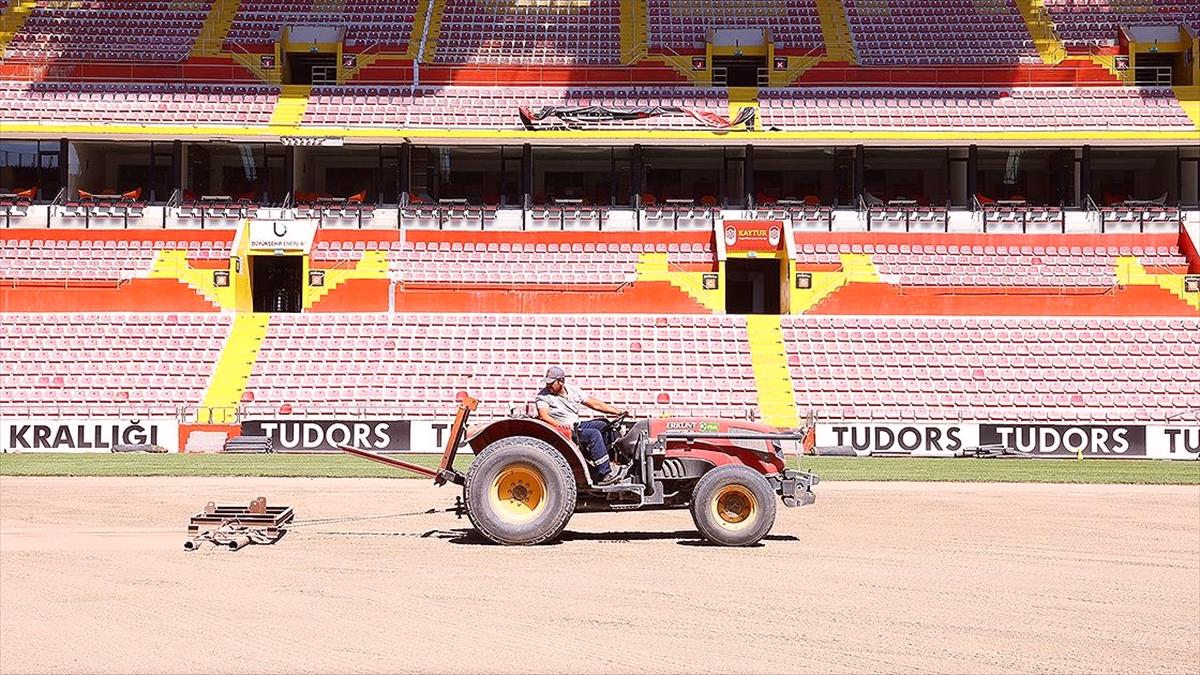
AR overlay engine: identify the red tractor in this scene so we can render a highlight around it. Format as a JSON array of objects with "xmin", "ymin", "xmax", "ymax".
[{"xmin": 342, "ymin": 396, "xmax": 819, "ymax": 546}]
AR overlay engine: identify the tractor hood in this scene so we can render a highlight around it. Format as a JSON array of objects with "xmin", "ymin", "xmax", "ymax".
[
  {"xmin": 648, "ymin": 418, "xmax": 787, "ymax": 458},
  {"xmin": 648, "ymin": 418, "xmax": 781, "ymax": 437}
]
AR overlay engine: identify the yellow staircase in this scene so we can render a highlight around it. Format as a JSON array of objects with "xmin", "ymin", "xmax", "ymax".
[
  {"xmin": 812, "ymin": 0, "xmax": 856, "ymax": 63},
  {"xmin": 230, "ymin": 48, "xmax": 282, "ymax": 83},
  {"xmin": 790, "ymin": 253, "xmax": 881, "ymax": 314},
  {"xmin": 1013, "ymin": 0, "xmax": 1066, "ymax": 64},
  {"xmin": 304, "ymin": 250, "xmax": 390, "ymax": 309},
  {"xmin": 147, "ymin": 249, "xmax": 236, "ymax": 310},
  {"xmin": 199, "ymin": 313, "xmax": 272, "ymax": 423},
  {"xmin": 190, "ymin": 0, "xmax": 242, "ymax": 57},
  {"xmin": 0, "ymin": 0, "xmax": 37, "ymax": 53},
  {"xmin": 745, "ymin": 315, "xmax": 801, "ymax": 429},
  {"xmin": 635, "ymin": 253, "xmax": 724, "ymax": 312},
  {"xmin": 619, "ymin": 0, "xmax": 648, "ymax": 64},
  {"xmin": 1116, "ymin": 257, "xmax": 1200, "ymax": 313},
  {"xmin": 270, "ymin": 85, "xmax": 311, "ymax": 127},
  {"xmin": 653, "ymin": 51, "xmax": 711, "ymax": 85},
  {"xmin": 417, "ymin": 0, "xmax": 446, "ymax": 62},
  {"xmin": 768, "ymin": 51, "xmax": 824, "ymax": 87},
  {"xmin": 1071, "ymin": 53, "xmax": 1130, "ymax": 83}
]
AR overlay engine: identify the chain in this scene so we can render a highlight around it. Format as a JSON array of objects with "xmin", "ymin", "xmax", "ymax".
[{"xmin": 287, "ymin": 507, "xmax": 455, "ymax": 529}]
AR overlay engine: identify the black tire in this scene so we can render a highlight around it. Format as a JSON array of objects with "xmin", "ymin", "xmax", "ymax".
[
  {"xmin": 689, "ymin": 464, "xmax": 777, "ymax": 547},
  {"xmin": 465, "ymin": 435, "xmax": 577, "ymax": 545}
]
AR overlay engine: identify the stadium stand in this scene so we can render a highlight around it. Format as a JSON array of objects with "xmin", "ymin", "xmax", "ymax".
[
  {"xmin": 841, "ymin": 0, "xmax": 1038, "ymax": 64},
  {"xmin": 434, "ymin": 0, "xmax": 622, "ymax": 64},
  {"xmin": 3, "ymin": 311, "xmax": 1194, "ymax": 425},
  {"xmin": 246, "ymin": 313, "xmax": 760, "ymax": 418},
  {"xmin": 0, "ymin": 313, "xmax": 231, "ymax": 416},
  {"xmin": 782, "ymin": 315, "xmax": 1200, "ymax": 423},
  {"xmin": 0, "ymin": 82, "xmax": 281, "ymax": 125},
  {"xmin": 223, "ymin": 0, "xmax": 419, "ymax": 49},
  {"xmin": 4, "ymin": 83, "xmax": 1191, "ymax": 132},
  {"xmin": 362, "ymin": 238, "xmax": 714, "ymax": 286},
  {"xmin": 0, "ymin": 238, "xmax": 230, "ymax": 283},
  {"xmin": 302, "ymin": 86, "xmax": 730, "ymax": 129},
  {"xmin": 645, "ymin": 0, "xmax": 826, "ymax": 52},
  {"xmin": 2, "ymin": 0, "xmax": 209, "ymax": 61},
  {"xmin": 0, "ymin": 0, "xmax": 1198, "ymax": 452},
  {"xmin": 757, "ymin": 87, "xmax": 1197, "ymax": 130},
  {"xmin": 1042, "ymin": 0, "xmax": 1200, "ymax": 48},
  {"xmin": 793, "ymin": 240, "xmax": 1189, "ymax": 287}
]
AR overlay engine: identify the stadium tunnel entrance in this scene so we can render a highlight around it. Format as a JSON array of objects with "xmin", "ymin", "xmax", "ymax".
[
  {"xmin": 251, "ymin": 255, "xmax": 303, "ymax": 313},
  {"xmin": 712, "ymin": 56, "xmax": 766, "ymax": 87},
  {"xmin": 725, "ymin": 258, "xmax": 781, "ymax": 315},
  {"xmin": 285, "ymin": 52, "xmax": 337, "ymax": 85}
]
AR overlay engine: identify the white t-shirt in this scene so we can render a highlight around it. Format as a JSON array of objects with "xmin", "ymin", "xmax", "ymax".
[{"xmin": 535, "ymin": 383, "xmax": 589, "ymax": 426}]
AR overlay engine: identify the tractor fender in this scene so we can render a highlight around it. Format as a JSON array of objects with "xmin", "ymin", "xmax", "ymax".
[{"xmin": 464, "ymin": 418, "xmax": 594, "ymax": 487}]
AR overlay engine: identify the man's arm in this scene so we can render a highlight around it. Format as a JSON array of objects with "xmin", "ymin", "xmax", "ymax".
[
  {"xmin": 584, "ymin": 397, "xmax": 624, "ymax": 416},
  {"xmin": 536, "ymin": 405, "xmax": 572, "ymax": 435}
]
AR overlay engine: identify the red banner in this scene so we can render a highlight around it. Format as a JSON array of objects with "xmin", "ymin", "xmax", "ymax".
[{"xmin": 723, "ymin": 221, "xmax": 783, "ymax": 252}]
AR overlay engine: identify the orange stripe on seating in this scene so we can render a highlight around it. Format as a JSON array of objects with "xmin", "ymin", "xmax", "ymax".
[{"xmin": 812, "ymin": 282, "xmax": 1198, "ymax": 317}]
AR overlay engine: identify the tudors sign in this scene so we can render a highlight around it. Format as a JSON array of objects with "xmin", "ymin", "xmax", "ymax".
[
  {"xmin": 1145, "ymin": 425, "xmax": 1200, "ymax": 461},
  {"xmin": 242, "ymin": 419, "xmax": 411, "ymax": 452},
  {"xmin": 979, "ymin": 423, "xmax": 1146, "ymax": 458},
  {"xmin": 817, "ymin": 423, "xmax": 978, "ymax": 456},
  {"xmin": 1, "ymin": 418, "xmax": 178, "ymax": 452},
  {"xmin": 241, "ymin": 419, "xmax": 466, "ymax": 453}
]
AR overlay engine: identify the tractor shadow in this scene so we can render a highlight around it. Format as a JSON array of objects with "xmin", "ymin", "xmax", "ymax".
[{"xmin": 424, "ymin": 528, "xmax": 799, "ymax": 547}]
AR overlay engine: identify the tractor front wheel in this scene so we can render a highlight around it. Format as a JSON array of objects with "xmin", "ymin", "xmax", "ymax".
[
  {"xmin": 465, "ymin": 435, "xmax": 577, "ymax": 545},
  {"xmin": 689, "ymin": 464, "xmax": 777, "ymax": 547}
]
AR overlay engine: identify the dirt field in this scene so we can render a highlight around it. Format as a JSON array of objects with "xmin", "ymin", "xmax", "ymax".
[{"xmin": 1, "ymin": 477, "xmax": 1197, "ymax": 674}]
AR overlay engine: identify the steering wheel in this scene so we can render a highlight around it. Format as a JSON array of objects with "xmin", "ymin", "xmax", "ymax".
[{"xmin": 601, "ymin": 411, "xmax": 629, "ymax": 432}]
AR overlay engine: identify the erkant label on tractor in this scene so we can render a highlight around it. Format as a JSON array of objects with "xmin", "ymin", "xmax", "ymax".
[{"xmin": 341, "ymin": 395, "xmax": 819, "ymax": 546}]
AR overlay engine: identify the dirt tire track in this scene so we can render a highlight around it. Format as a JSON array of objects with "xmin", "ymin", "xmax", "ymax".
[{"xmin": 1, "ymin": 477, "xmax": 1197, "ymax": 674}]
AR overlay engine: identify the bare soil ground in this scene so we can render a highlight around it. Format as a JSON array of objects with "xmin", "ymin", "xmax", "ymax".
[{"xmin": 1, "ymin": 477, "xmax": 1197, "ymax": 674}]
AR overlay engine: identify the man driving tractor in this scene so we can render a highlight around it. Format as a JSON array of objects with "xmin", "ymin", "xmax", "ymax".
[{"xmin": 535, "ymin": 367, "xmax": 626, "ymax": 486}]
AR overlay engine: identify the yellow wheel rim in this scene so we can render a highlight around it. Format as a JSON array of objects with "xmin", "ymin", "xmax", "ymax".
[
  {"xmin": 489, "ymin": 463, "xmax": 547, "ymax": 524},
  {"xmin": 711, "ymin": 484, "xmax": 758, "ymax": 531}
]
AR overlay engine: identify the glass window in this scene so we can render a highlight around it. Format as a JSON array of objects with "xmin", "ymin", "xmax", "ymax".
[
  {"xmin": 753, "ymin": 148, "xmax": 848, "ymax": 207},
  {"xmin": 863, "ymin": 148, "xmax": 948, "ymax": 206},
  {"xmin": 642, "ymin": 147, "xmax": 724, "ymax": 205},
  {"xmin": 409, "ymin": 146, "xmax": 521, "ymax": 206},
  {"xmin": 0, "ymin": 140, "xmax": 62, "ymax": 202},
  {"xmin": 184, "ymin": 143, "xmax": 286, "ymax": 204},
  {"xmin": 532, "ymin": 147, "xmax": 632, "ymax": 206},
  {"xmin": 977, "ymin": 148, "xmax": 1074, "ymax": 207},
  {"xmin": 864, "ymin": 148, "xmax": 945, "ymax": 206},
  {"xmin": 1090, "ymin": 148, "xmax": 1178, "ymax": 206},
  {"xmin": 296, "ymin": 144, "xmax": 399, "ymax": 204}
]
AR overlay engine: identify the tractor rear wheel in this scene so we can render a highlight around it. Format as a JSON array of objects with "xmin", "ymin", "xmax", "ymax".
[
  {"xmin": 689, "ymin": 464, "xmax": 777, "ymax": 546},
  {"xmin": 465, "ymin": 435, "xmax": 577, "ymax": 545}
]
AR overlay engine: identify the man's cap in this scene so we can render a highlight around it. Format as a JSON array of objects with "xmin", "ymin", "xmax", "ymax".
[{"xmin": 542, "ymin": 366, "xmax": 566, "ymax": 385}]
